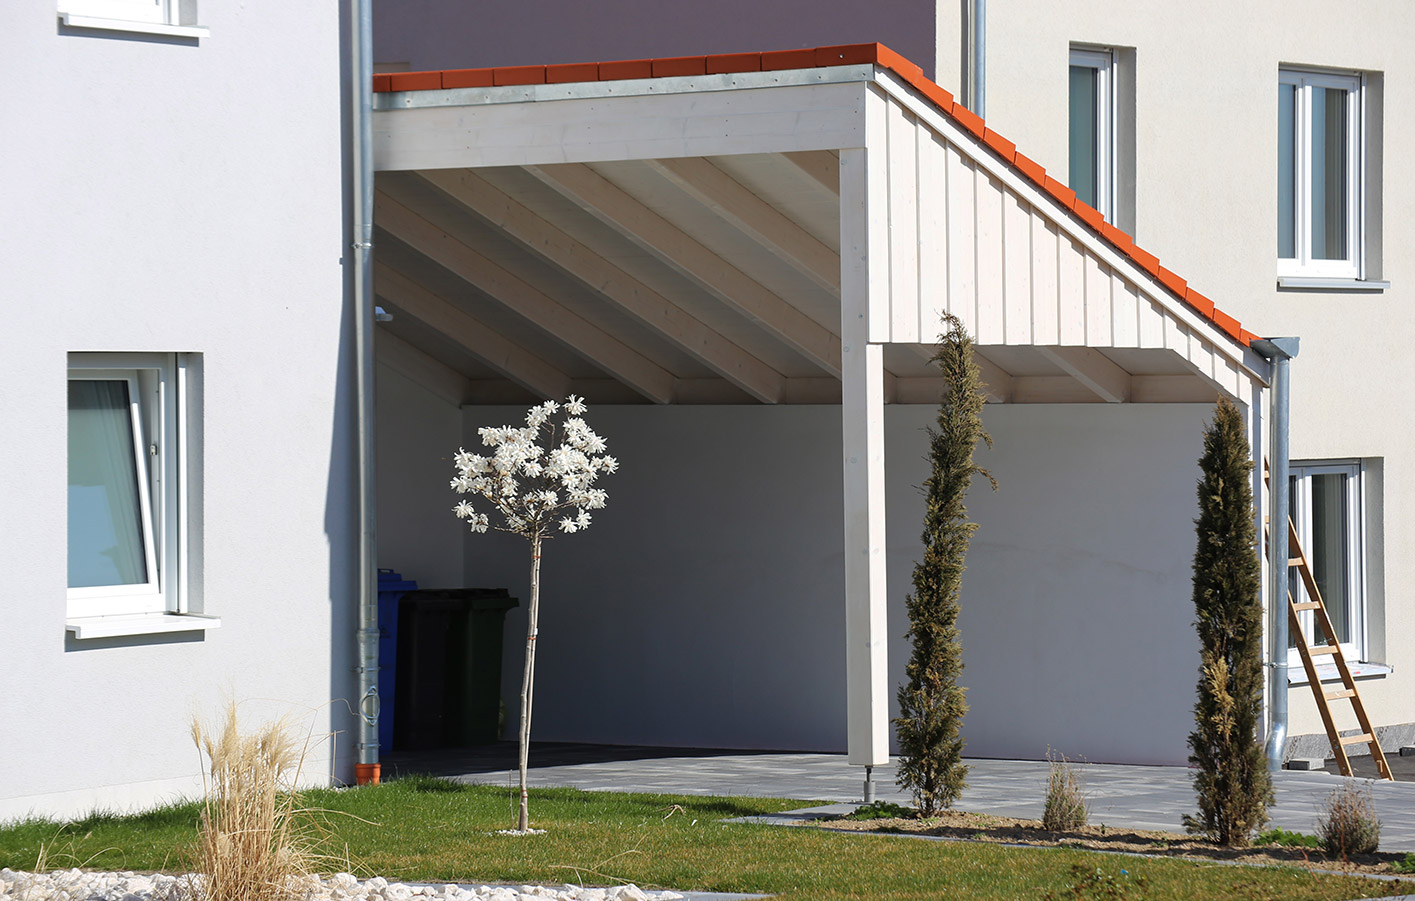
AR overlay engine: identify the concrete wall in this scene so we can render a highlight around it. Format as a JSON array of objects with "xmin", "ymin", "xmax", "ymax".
[
  {"xmin": 932, "ymin": 0, "xmax": 1415, "ymax": 749},
  {"xmin": 373, "ymin": 0, "xmax": 938, "ymax": 79},
  {"xmin": 456, "ymin": 403, "xmax": 1208, "ymax": 765},
  {"xmin": 0, "ymin": 3, "xmax": 352, "ymax": 820}
]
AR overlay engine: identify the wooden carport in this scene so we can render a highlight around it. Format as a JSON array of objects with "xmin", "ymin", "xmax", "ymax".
[{"xmin": 370, "ymin": 43, "xmax": 1273, "ymax": 770}]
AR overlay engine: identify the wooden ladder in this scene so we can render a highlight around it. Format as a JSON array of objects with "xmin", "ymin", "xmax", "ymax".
[{"xmin": 1266, "ymin": 465, "xmax": 1392, "ymax": 779}]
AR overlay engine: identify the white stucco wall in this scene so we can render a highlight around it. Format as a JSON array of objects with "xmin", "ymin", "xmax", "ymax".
[
  {"xmin": 455, "ymin": 403, "xmax": 1208, "ymax": 765},
  {"xmin": 375, "ymin": 364, "xmax": 465, "ymax": 589},
  {"xmin": 931, "ymin": 0, "xmax": 1415, "ymax": 749},
  {"xmin": 0, "ymin": 4, "xmax": 352, "ymax": 821}
]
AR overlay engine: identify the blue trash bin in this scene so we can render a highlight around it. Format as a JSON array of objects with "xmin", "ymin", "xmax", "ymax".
[{"xmin": 376, "ymin": 569, "xmax": 419, "ymax": 752}]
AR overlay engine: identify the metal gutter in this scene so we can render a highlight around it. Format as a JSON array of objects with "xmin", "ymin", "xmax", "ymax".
[
  {"xmin": 350, "ymin": 0, "xmax": 381, "ymax": 786},
  {"xmin": 1254, "ymin": 336, "xmax": 1299, "ymax": 772}
]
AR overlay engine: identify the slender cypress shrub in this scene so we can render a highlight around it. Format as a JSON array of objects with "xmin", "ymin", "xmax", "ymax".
[
  {"xmin": 894, "ymin": 314, "xmax": 994, "ymax": 815},
  {"xmin": 1183, "ymin": 397, "xmax": 1272, "ymax": 846}
]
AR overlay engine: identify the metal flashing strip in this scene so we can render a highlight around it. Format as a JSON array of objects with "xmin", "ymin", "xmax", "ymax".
[{"xmin": 373, "ymin": 64, "xmax": 876, "ymax": 111}]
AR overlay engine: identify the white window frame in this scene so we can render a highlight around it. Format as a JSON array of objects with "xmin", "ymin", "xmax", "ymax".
[
  {"xmin": 58, "ymin": 0, "xmax": 207, "ymax": 39},
  {"xmin": 67, "ymin": 353, "xmax": 214, "ymax": 638},
  {"xmin": 1287, "ymin": 460, "xmax": 1366, "ymax": 666},
  {"xmin": 1277, "ymin": 68, "xmax": 1364, "ymax": 280},
  {"xmin": 1069, "ymin": 47, "xmax": 1115, "ymax": 219}
]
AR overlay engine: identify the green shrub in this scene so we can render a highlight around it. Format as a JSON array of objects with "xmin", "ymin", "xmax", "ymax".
[
  {"xmin": 1253, "ymin": 827, "xmax": 1319, "ymax": 848},
  {"xmin": 1183, "ymin": 398, "xmax": 1272, "ymax": 847},
  {"xmin": 843, "ymin": 801, "xmax": 911, "ymax": 821},
  {"xmin": 1317, "ymin": 782, "xmax": 1380, "ymax": 856},
  {"xmin": 894, "ymin": 314, "xmax": 994, "ymax": 816}
]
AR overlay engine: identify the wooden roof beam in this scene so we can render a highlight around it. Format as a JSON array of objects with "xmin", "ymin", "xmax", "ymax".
[
  {"xmin": 374, "ymin": 262, "xmax": 573, "ymax": 401},
  {"xmin": 644, "ymin": 157, "xmax": 841, "ymax": 295},
  {"xmin": 1037, "ymin": 346, "xmax": 1132, "ymax": 403},
  {"xmin": 416, "ymin": 168, "xmax": 788, "ymax": 404},
  {"xmin": 375, "ymin": 188, "xmax": 678, "ymax": 404},
  {"xmin": 524, "ymin": 162, "xmax": 843, "ymax": 378}
]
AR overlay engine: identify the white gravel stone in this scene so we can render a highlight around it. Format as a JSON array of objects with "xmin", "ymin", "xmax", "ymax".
[{"xmin": 0, "ymin": 873, "xmax": 682, "ymax": 901}]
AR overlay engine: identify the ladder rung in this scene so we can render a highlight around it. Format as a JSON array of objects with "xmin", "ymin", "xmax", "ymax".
[
  {"xmin": 1291, "ymin": 601, "xmax": 1321, "ymax": 611},
  {"xmin": 1288, "ymin": 558, "xmax": 1304, "ymax": 568},
  {"xmin": 1340, "ymin": 733, "xmax": 1375, "ymax": 745},
  {"xmin": 1308, "ymin": 645, "xmax": 1340, "ymax": 656},
  {"xmin": 1324, "ymin": 689, "xmax": 1357, "ymax": 700}
]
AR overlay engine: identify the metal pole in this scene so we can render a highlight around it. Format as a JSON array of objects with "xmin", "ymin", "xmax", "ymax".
[
  {"xmin": 350, "ymin": 0, "xmax": 381, "ymax": 785},
  {"xmin": 971, "ymin": 0, "xmax": 986, "ymax": 117},
  {"xmin": 1255, "ymin": 337, "xmax": 1299, "ymax": 773}
]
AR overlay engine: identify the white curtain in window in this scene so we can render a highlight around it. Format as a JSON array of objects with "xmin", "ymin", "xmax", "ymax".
[{"xmin": 68, "ymin": 380, "xmax": 149, "ymax": 588}]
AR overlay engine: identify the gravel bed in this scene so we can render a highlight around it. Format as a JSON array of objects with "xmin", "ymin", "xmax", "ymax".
[{"xmin": 0, "ymin": 870, "xmax": 682, "ymax": 901}]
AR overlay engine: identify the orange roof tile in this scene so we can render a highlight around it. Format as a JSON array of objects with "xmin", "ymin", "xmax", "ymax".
[{"xmin": 374, "ymin": 42, "xmax": 1259, "ymax": 349}]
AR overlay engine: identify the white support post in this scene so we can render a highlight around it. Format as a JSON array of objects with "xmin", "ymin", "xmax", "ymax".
[{"xmin": 839, "ymin": 87, "xmax": 891, "ymax": 769}]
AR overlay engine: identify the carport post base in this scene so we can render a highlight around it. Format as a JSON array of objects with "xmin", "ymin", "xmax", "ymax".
[{"xmin": 863, "ymin": 765, "xmax": 875, "ymax": 803}]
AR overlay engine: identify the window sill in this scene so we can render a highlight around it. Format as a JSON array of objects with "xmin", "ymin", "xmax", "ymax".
[
  {"xmin": 58, "ymin": 13, "xmax": 208, "ymax": 39},
  {"xmin": 1289, "ymin": 661, "xmax": 1391, "ymax": 686},
  {"xmin": 1277, "ymin": 276, "xmax": 1389, "ymax": 292},
  {"xmin": 66, "ymin": 612, "xmax": 221, "ymax": 640}
]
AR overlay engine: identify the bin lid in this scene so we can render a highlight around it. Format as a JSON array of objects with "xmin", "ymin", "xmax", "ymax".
[{"xmin": 401, "ymin": 588, "xmax": 519, "ymax": 610}]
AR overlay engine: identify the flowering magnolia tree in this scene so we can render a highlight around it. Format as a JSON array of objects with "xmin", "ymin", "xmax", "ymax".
[{"xmin": 451, "ymin": 395, "xmax": 616, "ymax": 832}]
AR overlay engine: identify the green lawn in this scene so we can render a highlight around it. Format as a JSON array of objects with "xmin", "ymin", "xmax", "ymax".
[{"xmin": 1, "ymin": 775, "xmax": 1408, "ymax": 901}]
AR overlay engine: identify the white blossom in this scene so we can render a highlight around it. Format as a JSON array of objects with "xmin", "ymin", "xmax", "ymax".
[{"xmin": 451, "ymin": 395, "xmax": 616, "ymax": 539}]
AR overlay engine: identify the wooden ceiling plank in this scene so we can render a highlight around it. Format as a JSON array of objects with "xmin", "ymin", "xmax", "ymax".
[
  {"xmin": 374, "ymin": 262, "xmax": 573, "ymax": 400},
  {"xmin": 375, "ymin": 188, "xmax": 677, "ymax": 404},
  {"xmin": 523, "ymin": 162, "xmax": 843, "ymax": 378},
  {"xmin": 644, "ymin": 157, "xmax": 841, "ymax": 295},
  {"xmin": 373, "ymin": 328, "xmax": 478, "ymax": 407},
  {"xmin": 417, "ymin": 168, "xmax": 787, "ymax": 404},
  {"xmin": 780, "ymin": 150, "xmax": 841, "ymax": 196}
]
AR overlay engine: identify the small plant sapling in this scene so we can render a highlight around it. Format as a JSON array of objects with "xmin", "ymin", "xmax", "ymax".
[{"xmin": 451, "ymin": 395, "xmax": 616, "ymax": 833}]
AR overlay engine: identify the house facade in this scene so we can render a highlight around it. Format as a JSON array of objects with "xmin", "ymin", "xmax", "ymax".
[
  {"xmin": 5, "ymin": 0, "xmax": 1408, "ymax": 823},
  {"xmin": 0, "ymin": 2, "xmax": 357, "ymax": 820}
]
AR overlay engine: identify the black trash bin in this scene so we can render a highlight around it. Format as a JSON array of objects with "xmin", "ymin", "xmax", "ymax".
[{"xmin": 392, "ymin": 588, "xmax": 519, "ymax": 750}]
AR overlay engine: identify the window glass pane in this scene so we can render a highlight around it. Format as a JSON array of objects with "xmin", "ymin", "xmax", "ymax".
[
  {"xmin": 68, "ymin": 380, "xmax": 149, "ymax": 588},
  {"xmin": 1277, "ymin": 82, "xmax": 1296, "ymax": 258},
  {"xmin": 1288, "ymin": 474, "xmax": 1300, "ymax": 649},
  {"xmin": 1310, "ymin": 86, "xmax": 1349, "ymax": 261},
  {"xmin": 1309, "ymin": 472, "xmax": 1350, "ymax": 644},
  {"xmin": 1069, "ymin": 65, "xmax": 1099, "ymax": 209}
]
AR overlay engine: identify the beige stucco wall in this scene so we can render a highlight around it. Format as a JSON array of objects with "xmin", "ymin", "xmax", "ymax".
[{"xmin": 934, "ymin": 0, "xmax": 1415, "ymax": 749}]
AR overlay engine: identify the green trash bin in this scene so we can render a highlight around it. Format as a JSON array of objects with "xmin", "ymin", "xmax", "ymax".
[{"xmin": 392, "ymin": 588, "xmax": 519, "ymax": 750}]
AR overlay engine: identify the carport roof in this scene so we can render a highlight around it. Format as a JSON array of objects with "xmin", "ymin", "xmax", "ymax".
[
  {"xmin": 374, "ymin": 42, "xmax": 1259, "ymax": 351},
  {"xmin": 372, "ymin": 42, "xmax": 1269, "ymax": 406}
]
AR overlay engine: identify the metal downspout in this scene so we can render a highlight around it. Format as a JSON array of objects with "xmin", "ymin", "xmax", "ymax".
[
  {"xmin": 1255, "ymin": 337, "xmax": 1299, "ymax": 773},
  {"xmin": 350, "ymin": 0, "xmax": 380, "ymax": 785},
  {"xmin": 969, "ymin": 0, "xmax": 986, "ymax": 117}
]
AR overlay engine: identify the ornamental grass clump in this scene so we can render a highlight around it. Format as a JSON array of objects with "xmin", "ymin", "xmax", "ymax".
[
  {"xmin": 1042, "ymin": 750, "xmax": 1088, "ymax": 832},
  {"xmin": 1317, "ymin": 782, "xmax": 1381, "ymax": 856},
  {"xmin": 451, "ymin": 395, "xmax": 617, "ymax": 833},
  {"xmin": 190, "ymin": 704, "xmax": 315, "ymax": 901}
]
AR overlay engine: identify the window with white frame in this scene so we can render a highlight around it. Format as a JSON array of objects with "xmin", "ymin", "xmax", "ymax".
[
  {"xmin": 1287, "ymin": 461, "xmax": 1365, "ymax": 662},
  {"xmin": 58, "ymin": 0, "xmax": 206, "ymax": 38},
  {"xmin": 1069, "ymin": 47, "xmax": 1114, "ymax": 218},
  {"xmin": 1278, "ymin": 69, "xmax": 1363, "ymax": 279},
  {"xmin": 67, "ymin": 353, "xmax": 201, "ymax": 628}
]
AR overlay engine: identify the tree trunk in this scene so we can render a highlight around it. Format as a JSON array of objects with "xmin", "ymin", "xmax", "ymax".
[{"xmin": 516, "ymin": 534, "xmax": 543, "ymax": 832}]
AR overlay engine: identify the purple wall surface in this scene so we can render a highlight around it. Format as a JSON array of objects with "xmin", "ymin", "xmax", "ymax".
[{"xmin": 374, "ymin": 0, "xmax": 938, "ymax": 79}]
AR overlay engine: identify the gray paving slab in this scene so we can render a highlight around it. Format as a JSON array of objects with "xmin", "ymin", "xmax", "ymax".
[{"xmin": 435, "ymin": 750, "xmax": 1415, "ymax": 850}]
